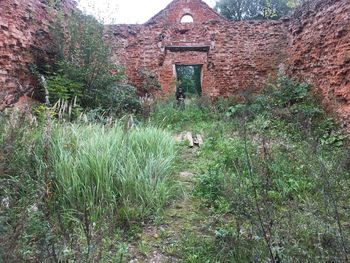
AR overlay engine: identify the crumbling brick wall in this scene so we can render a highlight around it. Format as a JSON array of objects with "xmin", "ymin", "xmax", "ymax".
[
  {"xmin": 104, "ymin": 0, "xmax": 289, "ymax": 98},
  {"xmin": 1, "ymin": 0, "xmax": 350, "ymax": 129},
  {"xmin": 287, "ymin": 0, "xmax": 350, "ymax": 129},
  {"xmin": 0, "ymin": 0, "xmax": 75, "ymax": 110}
]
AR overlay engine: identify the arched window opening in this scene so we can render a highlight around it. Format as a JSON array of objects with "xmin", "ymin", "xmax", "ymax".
[{"xmin": 180, "ymin": 14, "xmax": 194, "ymax": 23}]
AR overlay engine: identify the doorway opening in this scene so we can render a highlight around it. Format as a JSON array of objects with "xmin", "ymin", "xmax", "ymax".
[{"xmin": 175, "ymin": 65, "xmax": 202, "ymax": 96}]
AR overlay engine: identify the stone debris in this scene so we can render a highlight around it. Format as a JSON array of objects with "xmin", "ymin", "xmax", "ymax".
[
  {"xmin": 184, "ymin": 132, "xmax": 194, "ymax": 147},
  {"xmin": 179, "ymin": 171, "xmax": 194, "ymax": 178},
  {"xmin": 195, "ymin": 134, "xmax": 204, "ymax": 147},
  {"xmin": 175, "ymin": 132, "xmax": 204, "ymax": 147}
]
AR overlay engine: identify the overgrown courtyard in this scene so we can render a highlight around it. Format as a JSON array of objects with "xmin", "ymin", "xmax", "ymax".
[
  {"xmin": 1, "ymin": 74, "xmax": 349, "ymax": 262},
  {"xmin": 1, "ymin": 0, "xmax": 350, "ymax": 262}
]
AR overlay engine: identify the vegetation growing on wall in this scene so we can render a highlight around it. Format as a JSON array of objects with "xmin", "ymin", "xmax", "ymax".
[{"xmin": 31, "ymin": 10, "xmax": 140, "ymax": 117}]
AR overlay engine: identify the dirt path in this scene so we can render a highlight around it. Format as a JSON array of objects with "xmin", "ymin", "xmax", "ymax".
[{"xmin": 128, "ymin": 148, "xmax": 209, "ymax": 263}]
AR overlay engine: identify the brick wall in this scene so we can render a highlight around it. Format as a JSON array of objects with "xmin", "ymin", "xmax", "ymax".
[
  {"xmin": 0, "ymin": 0, "xmax": 75, "ymax": 110},
  {"xmin": 1, "ymin": 0, "xmax": 350, "ymax": 129},
  {"xmin": 287, "ymin": 0, "xmax": 350, "ymax": 129},
  {"xmin": 146, "ymin": 0, "xmax": 225, "ymax": 25},
  {"xmin": 104, "ymin": 0, "xmax": 289, "ymax": 98}
]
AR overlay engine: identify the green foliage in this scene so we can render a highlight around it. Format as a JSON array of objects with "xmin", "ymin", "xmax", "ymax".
[
  {"xmin": 1, "ymin": 75, "xmax": 349, "ymax": 262},
  {"xmin": 224, "ymin": 75, "xmax": 345, "ymax": 145},
  {"xmin": 215, "ymin": 0, "xmax": 300, "ymax": 21},
  {"xmin": 36, "ymin": 11, "xmax": 141, "ymax": 115},
  {"xmin": 190, "ymin": 77, "xmax": 350, "ymax": 261},
  {"xmin": 47, "ymin": 73, "xmax": 82, "ymax": 102},
  {"xmin": 101, "ymin": 84, "xmax": 141, "ymax": 115},
  {"xmin": 195, "ymin": 133, "xmax": 349, "ymax": 261},
  {"xmin": 176, "ymin": 65, "xmax": 202, "ymax": 96},
  {"xmin": 50, "ymin": 123, "xmax": 177, "ymax": 224},
  {"xmin": 150, "ymin": 97, "xmax": 215, "ymax": 131},
  {"xmin": 0, "ymin": 111, "xmax": 178, "ymax": 262},
  {"xmin": 144, "ymin": 75, "xmax": 349, "ymax": 262},
  {"xmin": 0, "ymin": 111, "xmax": 47, "ymax": 262}
]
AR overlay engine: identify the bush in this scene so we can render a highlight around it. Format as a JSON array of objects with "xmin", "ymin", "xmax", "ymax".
[
  {"xmin": 195, "ymin": 124, "xmax": 350, "ymax": 262},
  {"xmin": 223, "ymin": 75, "xmax": 345, "ymax": 143},
  {"xmin": 100, "ymin": 84, "xmax": 141, "ymax": 115},
  {"xmin": 31, "ymin": 11, "xmax": 140, "ymax": 115}
]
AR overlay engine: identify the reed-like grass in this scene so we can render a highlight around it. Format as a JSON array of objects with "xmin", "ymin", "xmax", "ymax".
[
  {"xmin": 50, "ymin": 123, "xmax": 177, "ymax": 224},
  {"xmin": 0, "ymin": 113, "xmax": 178, "ymax": 261}
]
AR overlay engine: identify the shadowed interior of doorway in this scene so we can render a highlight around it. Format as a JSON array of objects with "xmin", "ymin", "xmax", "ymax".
[{"xmin": 175, "ymin": 65, "xmax": 202, "ymax": 96}]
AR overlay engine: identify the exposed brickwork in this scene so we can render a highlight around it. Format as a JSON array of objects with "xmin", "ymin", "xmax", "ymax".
[
  {"xmin": 0, "ymin": 0, "xmax": 75, "ymax": 110},
  {"xmin": 146, "ymin": 0, "xmax": 226, "ymax": 25},
  {"xmin": 287, "ymin": 0, "xmax": 350, "ymax": 129},
  {"xmin": 1, "ymin": 0, "xmax": 350, "ymax": 129},
  {"xmin": 105, "ymin": 0, "xmax": 288, "ymax": 98}
]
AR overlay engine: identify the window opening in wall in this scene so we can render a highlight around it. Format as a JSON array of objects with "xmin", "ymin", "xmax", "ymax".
[
  {"xmin": 176, "ymin": 65, "xmax": 202, "ymax": 96},
  {"xmin": 180, "ymin": 14, "xmax": 194, "ymax": 23}
]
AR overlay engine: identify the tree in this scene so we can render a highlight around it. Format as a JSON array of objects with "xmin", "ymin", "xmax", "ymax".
[
  {"xmin": 176, "ymin": 66, "xmax": 202, "ymax": 96},
  {"xmin": 215, "ymin": 0, "xmax": 301, "ymax": 21},
  {"xmin": 215, "ymin": 0, "xmax": 259, "ymax": 21},
  {"xmin": 42, "ymin": 12, "xmax": 141, "ymax": 115}
]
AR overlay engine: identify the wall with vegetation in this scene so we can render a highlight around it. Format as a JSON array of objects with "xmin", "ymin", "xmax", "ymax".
[
  {"xmin": 0, "ymin": 0, "xmax": 75, "ymax": 110},
  {"xmin": 288, "ymin": 0, "xmax": 350, "ymax": 129},
  {"xmin": 1, "ymin": 0, "xmax": 350, "ymax": 129}
]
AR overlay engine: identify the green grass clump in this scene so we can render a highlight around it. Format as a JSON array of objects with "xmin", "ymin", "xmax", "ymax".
[
  {"xmin": 50, "ymin": 123, "xmax": 177, "ymax": 224},
  {"xmin": 0, "ymin": 113, "xmax": 178, "ymax": 262},
  {"xmin": 150, "ymin": 97, "xmax": 219, "ymax": 132}
]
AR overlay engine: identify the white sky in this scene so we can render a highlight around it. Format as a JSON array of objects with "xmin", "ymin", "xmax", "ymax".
[{"xmin": 77, "ymin": 0, "xmax": 217, "ymax": 24}]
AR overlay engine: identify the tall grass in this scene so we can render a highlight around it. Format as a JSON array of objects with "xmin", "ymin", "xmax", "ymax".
[
  {"xmin": 150, "ymin": 96, "xmax": 236, "ymax": 133},
  {"xmin": 50, "ymin": 123, "xmax": 177, "ymax": 224},
  {"xmin": 0, "ymin": 112, "xmax": 178, "ymax": 261}
]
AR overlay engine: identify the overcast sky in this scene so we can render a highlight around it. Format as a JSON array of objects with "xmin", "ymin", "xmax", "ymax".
[{"xmin": 77, "ymin": 0, "xmax": 217, "ymax": 24}]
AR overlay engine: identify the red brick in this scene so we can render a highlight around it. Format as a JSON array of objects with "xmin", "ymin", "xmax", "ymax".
[
  {"xmin": 1, "ymin": 0, "xmax": 350, "ymax": 130},
  {"xmin": 104, "ymin": 0, "xmax": 288, "ymax": 98},
  {"xmin": 287, "ymin": 0, "xmax": 350, "ymax": 130},
  {"xmin": 0, "ymin": 0, "xmax": 75, "ymax": 107}
]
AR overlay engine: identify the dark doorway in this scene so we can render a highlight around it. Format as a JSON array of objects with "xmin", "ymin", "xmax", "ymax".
[{"xmin": 175, "ymin": 65, "xmax": 202, "ymax": 96}]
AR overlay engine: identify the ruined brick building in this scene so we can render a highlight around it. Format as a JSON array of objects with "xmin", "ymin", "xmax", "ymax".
[
  {"xmin": 1, "ymin": 0, "xmax": 350, "ymax": 128},
  {"xmin": 104, "ymin": 0, "xmax": 288, "ymax": 97}
]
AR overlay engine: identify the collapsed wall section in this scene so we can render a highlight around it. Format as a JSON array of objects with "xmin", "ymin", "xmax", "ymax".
[
  {"xmin": 0, "ymin": 0, "xmax": 75, "ymax": 110},
  {"xmin": 288, "ymin": 0, "xmax": 350, "ymax": 129}
]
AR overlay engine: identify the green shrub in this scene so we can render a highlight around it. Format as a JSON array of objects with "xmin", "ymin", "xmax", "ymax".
[
  {"xmin": 100, "ymin": 84, "xmax": 141, "ymax": 115},
  {"xmin": 31, "ymin": 11, "xmax": 141, "ymax": 115},
  {"xmin": 47, "ymin": 73, "xmax": 83, "ymax": 102},
  {"xmin": 0, "ymin": 111, "xmax": 47, "ymax": 262},
  {"xmin": 223, "ymin": 75, "xmax": 345, "ymax": 143},
  {"xmin": 195, "ymin": 128, "xmax": 350, "ymax": 261},
  {"xmin": 268, "ymin": 75, "xmax": 312, "ymax": 107}
]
